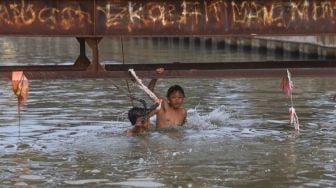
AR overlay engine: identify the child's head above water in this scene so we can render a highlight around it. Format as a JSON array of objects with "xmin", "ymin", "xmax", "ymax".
[
  {"xmin": 166, "ymin": 85, "xmax": 185, "ymax": 98},
  {"xmin": 166, "ymin": 85, "xmax": 185, "ymax": 109},
  {"xmin": 128, "ymin": 107, "xmax": 146, "ymax": 125},
  {"xmin": 128, "ymin": 100, "xmax": 159, "ymax": 126}
]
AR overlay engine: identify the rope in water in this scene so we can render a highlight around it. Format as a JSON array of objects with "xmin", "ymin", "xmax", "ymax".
[
  {"xmin": 120, "ymin": 37, "xmax": 135, "ymax": 106},
  {"xmin": 108, "ymin": 38, "xmax": 151, "ymax": 107}
]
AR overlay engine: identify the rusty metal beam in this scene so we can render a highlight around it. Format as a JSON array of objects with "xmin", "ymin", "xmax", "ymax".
[
  {"xmin": 1, "ymin": 0, "xmax": 336, "ymax": 36},
  {"xmin": 0, "ymin": 61, "xmax": 336, "ymax": 80},
  {"xmin": 0, "ymin": 65, "xmax": 85, "ymax": 72},
  {"xmin": 104, "ymin": 61, "xmax": 336, "ymax": 71}
]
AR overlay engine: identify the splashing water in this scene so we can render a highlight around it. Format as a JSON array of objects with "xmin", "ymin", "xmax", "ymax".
[{"xmin": 185, "ymin": 106, "xmax": 232, "ymax": 130}]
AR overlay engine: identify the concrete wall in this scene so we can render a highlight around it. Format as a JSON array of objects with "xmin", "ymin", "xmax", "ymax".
[{"xmin": 161, "ymin": 36, "xmax": 336, "ymax": 59}]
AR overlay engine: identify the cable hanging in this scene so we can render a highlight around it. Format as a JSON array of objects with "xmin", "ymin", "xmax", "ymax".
[{"xmin": 120, "ymin": 37, "xmax": 134, "ymax": 106}]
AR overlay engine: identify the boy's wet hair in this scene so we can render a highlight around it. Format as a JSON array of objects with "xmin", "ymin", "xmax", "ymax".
[
  {"xmin": 166, "ymin": 85, "xmax": 185, "ymax": 98},
  {"xmin": 128, "ymin": 99, "xmax": 159, "ymax": 125},
  {"xmin": 128, "ymin": 107, "xmax": 146, "ymax": 125}
]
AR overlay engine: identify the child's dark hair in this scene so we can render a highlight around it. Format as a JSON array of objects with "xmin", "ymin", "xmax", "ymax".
[
  {"xmin": 128, "ymin": 99, "xmax": 159, "ymax": 125},
  {"xmin": 166, "ymin": 85, "xmax": 185, "ymax": 98},
  {"xmin": 128, "ymin": 107, "xmax": 145, "ymax": 125}
]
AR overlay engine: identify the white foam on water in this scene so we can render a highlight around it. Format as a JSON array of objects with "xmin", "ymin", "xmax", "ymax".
[
  {"xmin": 64, "ymin": 179, "xmax": 109, "ymax": 185},
  {"xmin": 14, "ymin": 182, "xmax": 29, "ymax": 186},
  {"xmin": 107, "ymin": 178, "xmax": 165, "ymax": 187},
  {"xmin": 266, "ymin": 120, "xmax": 287, "ymax": 124},
  {"xmin": 320, "ymin": 147, "xmax": 336, "ymax": 152},
  {"xmin": 208, "ymin": 106, "xmax": 232, "ymax": 125},
  {"xmin": 19, "ymin": 175, "xmax": 46, "ymax": 181},
  {"xmin": 185, "ymin": 105, "xmax": 232, "ymax": 130}
]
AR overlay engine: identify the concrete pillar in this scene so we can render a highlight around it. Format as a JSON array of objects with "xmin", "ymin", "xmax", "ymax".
[
  {"xmin": 258, "ymin": 39, "xmax": 267, "ymax": 54},
  {"xmin": 325, "ymin": 47, "xmax": 336, "ymax": 59},
  {"xmin": 241, "ymin": 38, "xmax": 252, "ymax": 52},
  {"xmin": 228, "ymin": 37, "xmax": 238, "ymax": 50},
  {"xmin": 172, "ymin": 37, "xmax": 180, "ymax": 46},
  {"xmin": 274, "ymin": 41, "xmax": 284, "ymax": 56},
  {"xmin": 192, "ymin": 37, "xmax": 200, "ymax": 50},
  {"xmin": 183, "ymin": 37, "xmax": 190, "ymax": 48},
  {"xmin": 205, "ymin": 38, "xmax": 212, "ymax": 49},
  {"xmin": 152, "ymin": 37, "xmax": 159, "ymax": 46},
  {"xmin": 194, "ymin": 37, "xmax": 201, "ymax": 46},
  {"xmin": 160, "ymin": 37, "xmax": 169, "ymax": 45},
  {"xmin": 216, "ymin": 39, "xmax": 226, "ymax": 49}
]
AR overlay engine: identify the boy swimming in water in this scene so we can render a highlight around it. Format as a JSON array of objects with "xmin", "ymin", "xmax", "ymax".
[
  {"xmin": 126, "ymin": 68, "xmax": 186, "ymax": 136},
  {"xmin": 148, "ymin": 68, "xmax": 187, "ymax": 128}
]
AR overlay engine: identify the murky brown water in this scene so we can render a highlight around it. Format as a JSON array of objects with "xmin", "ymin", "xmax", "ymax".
[{"xmin": 0, "ymin": 37, "xmax": 335, "ymax": 187}]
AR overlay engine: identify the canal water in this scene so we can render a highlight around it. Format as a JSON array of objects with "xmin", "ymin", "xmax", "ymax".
[{"xmin": 0, "ymin": 37, "xmax": 335, "ymax": 187}]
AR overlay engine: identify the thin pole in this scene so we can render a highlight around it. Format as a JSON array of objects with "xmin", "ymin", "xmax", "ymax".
[{"xmin": 17, "ymin": 73, "xmax": 25, "ymax": 138}]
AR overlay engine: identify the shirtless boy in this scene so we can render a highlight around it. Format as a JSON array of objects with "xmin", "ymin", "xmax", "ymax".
[
  {"xmin": 148, "ymin": 68, "xmax": 187, "ymax": 128},
  {"xmin": 126, "ymin": 68, "xmax": 186, "ymax": 136}
]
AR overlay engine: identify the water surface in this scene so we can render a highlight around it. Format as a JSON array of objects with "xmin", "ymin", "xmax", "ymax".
[{"xmin": 0, "ymin": 37, "xmax": 335, "ymax": 187}]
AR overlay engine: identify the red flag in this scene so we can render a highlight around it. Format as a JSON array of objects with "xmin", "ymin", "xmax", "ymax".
[
  {"xmin": 280, "ymin": 70, "xmax": 294, "ymax": 97},
  {"xmin": 12, "ymin": 71, "xmax": 29, "ymax": 112}
]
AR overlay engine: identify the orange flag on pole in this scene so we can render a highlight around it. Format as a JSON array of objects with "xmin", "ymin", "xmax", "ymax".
[{"xmin": 12, "ymin": 71, "xmax": 29, "ymax": 113}]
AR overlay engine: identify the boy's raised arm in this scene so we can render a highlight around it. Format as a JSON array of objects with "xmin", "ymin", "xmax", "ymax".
[
  {"xmin": 148, "ymin": 79, "xmax": 158, "ymax": 92},
  {"xmin": 148, "ymin": 68, "xmax": 165, "ymax": 96}
]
